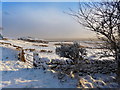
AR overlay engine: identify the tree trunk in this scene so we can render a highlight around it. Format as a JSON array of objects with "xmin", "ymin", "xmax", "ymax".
[{"xmin": 116, "ymin": 49, "xmax": 120, "ymax": 85}]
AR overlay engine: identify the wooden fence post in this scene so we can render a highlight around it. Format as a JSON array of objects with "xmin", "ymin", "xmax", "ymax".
[{"xmin": 20, "ymin": 49, "xmax": 26, "ymax": 62}]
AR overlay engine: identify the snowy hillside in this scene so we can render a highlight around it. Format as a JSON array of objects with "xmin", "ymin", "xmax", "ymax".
[{"xmin": 0, "ymin": 38, "xmax": 119, "ymax": 88}]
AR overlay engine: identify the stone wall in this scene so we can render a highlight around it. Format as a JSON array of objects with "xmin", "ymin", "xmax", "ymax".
[{"xmin": 33, "ymin": 54, "xmax": 117, "ymax": 75}]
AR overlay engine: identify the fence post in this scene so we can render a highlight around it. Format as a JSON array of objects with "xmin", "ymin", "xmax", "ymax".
[{"xmin": 20, "ymin": 49, "xmax": 26, "ymax": 62}]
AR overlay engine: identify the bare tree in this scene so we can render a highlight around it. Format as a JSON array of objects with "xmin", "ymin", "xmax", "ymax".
[{"xmin": 67, "ymin": 0, "xmax": 120, "ymax": 83}]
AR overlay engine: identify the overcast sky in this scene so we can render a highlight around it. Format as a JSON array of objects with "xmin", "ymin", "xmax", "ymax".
[{"xmin": 2, "ymin": 2, "xmax": 96, "ymax": 40}]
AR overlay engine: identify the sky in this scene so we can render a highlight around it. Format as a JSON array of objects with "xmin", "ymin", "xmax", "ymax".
[
  {"xmin": 0, "ymin": 2, "xmax": 2, "ymax": 34},
  {"xmin": 2, "ymin": 2, "xmax": 96, "ymax": 40}
]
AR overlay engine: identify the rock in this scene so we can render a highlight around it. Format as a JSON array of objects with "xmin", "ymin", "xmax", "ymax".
[
  {"xmin": 50, "ymin": 64, "xmax": 58, "ymax": 69},
  {"xmin": 85, "ymin": 60, "xmax": 90, "ymax": 64},
  {"xmin": 79, "ymin": 72, "xmax": 84, "ymax": 76},
  {"xmin": 40, "ymin": 58, "xmax": 50, "ymax": 63},
  {"xmin": 58, "ymin": 73, "xmax": 65, "ymax": 79},
  {"xmin": 66, "ymin": 59, "xmax": 74, "ymax": 65},
  {"xmin": 95, "ymin": 80, "xmax": 106, "ymax": 88}
]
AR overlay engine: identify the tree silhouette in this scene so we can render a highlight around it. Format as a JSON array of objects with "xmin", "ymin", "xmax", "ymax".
[{"xmin": 67, "ymin": 0, "xmax": 120, "ymax": 83}]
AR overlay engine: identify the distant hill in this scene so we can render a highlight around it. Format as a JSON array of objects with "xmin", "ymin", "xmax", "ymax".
[{"xmin": 18, "ymin": 37, "xmax": 49, "ymax": 44}]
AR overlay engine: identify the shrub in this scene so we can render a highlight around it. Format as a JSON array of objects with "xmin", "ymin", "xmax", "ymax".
[{"xmin": 56, "ymin": 42, "xmax": 87, "ymax": 62}]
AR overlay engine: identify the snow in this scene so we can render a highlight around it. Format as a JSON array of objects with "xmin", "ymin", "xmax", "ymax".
[
  {"xmin": 78, "ymin": 73, "xmax": 119, "ymax": 88},
  {"xmin": 0, "ymin": 47, "xmax": 2, "ymax": 89},
  {"xmin": 2, "ymin": 69, "xmax": 77, "ymax": 88},
  {"xmin": 1, "ymin": 47, "xmax": 19, "ymax": 61},
  {"xmin": 0, "ymin": 46, "xmax": 77, "ymax": 88},
  {"xmin": 0, "ymin": 39, "xmax": 119, "ymax": 88}
]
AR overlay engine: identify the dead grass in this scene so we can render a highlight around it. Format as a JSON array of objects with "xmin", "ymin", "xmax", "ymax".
[
  {"xmin": 54, "ymin": 43, "xmax": 72, "ymax": 46},
  {"xmin": 16, "ymin": 47, "xmax": 22, "ymax": 51},
  {"xmin": 33, "ymin": 44, "xmax": 48, "ymax": 47},
  {"xmin": 47, "ymin": 50, "xmax": 53, "ymax": 53},
  {"xmin": 40, "ymin": 50, "xmax": 47, "ymax": 52},
  {"xmin": 54, "ymin": 43, "xmax": 87, "ymax": 48},
  {"xmin": 3, "ymin": 38, "xmax": 8, "ymax": 40},
  {"xmin": 79, "ymin": 45, "xmax": 88, "ymax": 48},
  {"xmin": 0, "ymin": 42, "xmax": 12, "ymax": 45},
  {"xmin": 78, "ymin": 75, "xmax": 107, "ymax": 88},
  {"xmin": 24, "ymin": 48, "xmax": 35, "ymax": 52},
  {"xmin": 40, "ymin": 50, "xmax": 53, "ymax": 53}
]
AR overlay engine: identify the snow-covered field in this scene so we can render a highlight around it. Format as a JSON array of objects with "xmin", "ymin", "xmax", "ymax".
[
  {"xmin": 0, "ymin": 47, "xmax": 77, "ymax": 88},
  {"xmin": 0, "ymin": 39, "xmax": 78, "ymax": 88},
  {"xmin": 0, "ymin": 38, "xmax": 119, "ymax": 88}
]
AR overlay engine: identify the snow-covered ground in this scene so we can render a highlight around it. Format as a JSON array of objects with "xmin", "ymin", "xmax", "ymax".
[
  {"xmin": 0, "ymin": 39, "xmax": 119, "ymax": 88},
  {"xmin": 0, "ymin": 47, "xmax": 77, "ymax": 88}
]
